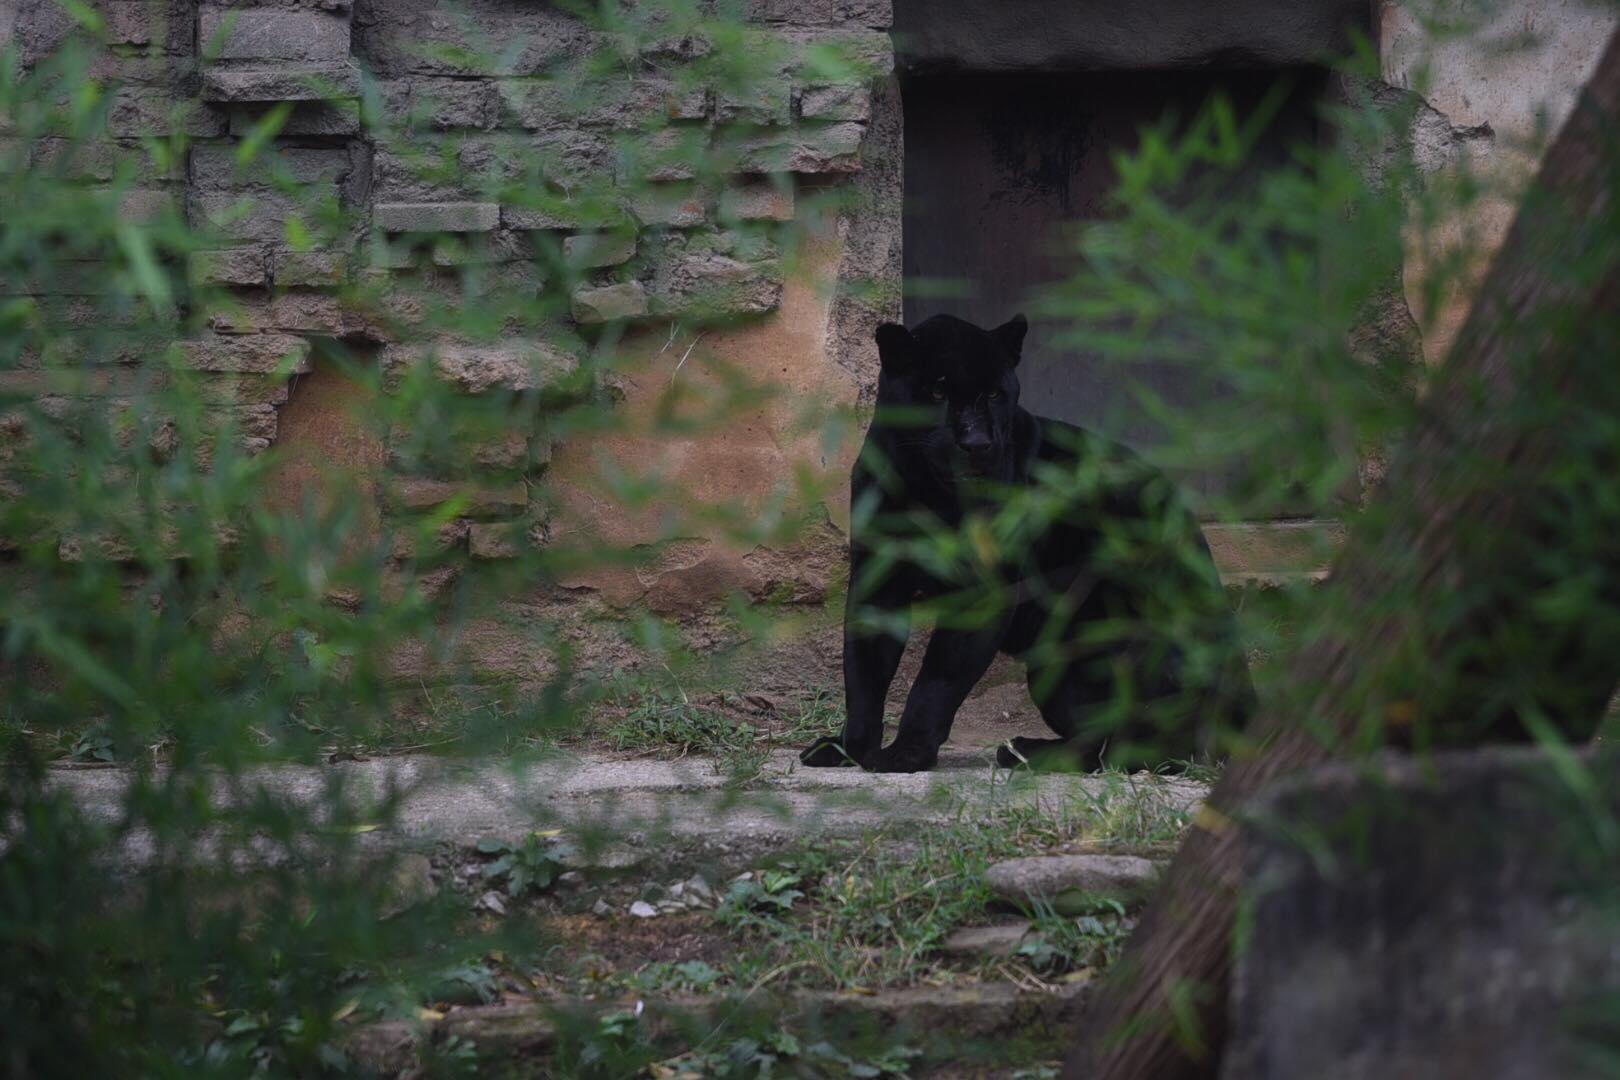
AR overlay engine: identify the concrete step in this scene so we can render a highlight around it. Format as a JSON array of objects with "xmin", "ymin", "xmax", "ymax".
[
  {"xmin": 345, "ymin": 980, "xmax": 1090, "ymax": 1077},
  {"xmin": 50, "ymin": 749, "xmax": 1206, "ymax": 873}
]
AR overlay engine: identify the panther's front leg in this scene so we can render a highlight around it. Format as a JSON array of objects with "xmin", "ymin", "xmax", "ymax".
[
  {"xmin": 865, "ymin": 625, "xmax": 1004, "ymax": 773},
  {"xmin": 801, "ymin": 575, "xmax": 912, "ymax": 767}
]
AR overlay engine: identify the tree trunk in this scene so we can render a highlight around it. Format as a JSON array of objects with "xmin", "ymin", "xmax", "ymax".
[{"xmin": 1065, "ymin": 28, "xmax": 1620, "ymax": 1080}]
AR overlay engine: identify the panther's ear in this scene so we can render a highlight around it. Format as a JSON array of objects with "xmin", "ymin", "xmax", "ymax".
[
  {"xmin": 992, "ymin": 314, "xmax": 1028, "ymax": 366},
  {"xmin": 874, "ymin": 322, "xmax": 916, "ymax": 373}
]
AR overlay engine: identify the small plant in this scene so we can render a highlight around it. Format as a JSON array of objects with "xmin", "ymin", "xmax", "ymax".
[
  {"xmin": 475, "ymin": 832, "xmax": 573, "ymax": 898},
  {"xmin": 418, "ymin": 1033, "xmax": 480, "ymax": 1078},
  {"xmin": 604, "ymin": 688, "xmax": 759, "ymax": 759},
  {"xmin": 564, "ymin": 1006, "xmax": 651, "ymax": 1076},
  {"xmin": 427, "ymin": 962, "xmax": 500, "ymax": 1005},
  {"xmin": 1017, "ymin": 898, "xmax": 1132, "ymax": 975},
  {"xmin": 206, "ymin": 1009, "xmax": 349, "ymax": 1075},
  {"xmin": 719, "ymin": 868, "xmax": 804, "ymax": 917},
  {"xmin": 669, "ymin": 959, "xmax": 723, "ymax": 991},
  {"xmin": 67, "ymin": 728, "xmax": 116, "ymax": 763},
  {"xmin": 652, "ymin": 1031, "xmax": 921, "ymax": 1079}
]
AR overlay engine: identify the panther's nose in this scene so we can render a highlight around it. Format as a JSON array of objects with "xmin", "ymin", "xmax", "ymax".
[{"xmin": 955, "ymin": 430, "xmax": 993, "ymax": 455}]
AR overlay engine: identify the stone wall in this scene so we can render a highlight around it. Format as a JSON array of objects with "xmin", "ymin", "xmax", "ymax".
[
  {"xmin": 1, "ymin": 0, "xmax": 900, "ymax": 690},
  {"xmin": 1378, "ymin": 0, "xmax": 1620, "ymax": 364},
  {"xmin": 6, "ymin": 0, "xmax": 1611, "ymax": 699},
  {"xmin": 1224, "ymin": 746, "xmax": 1620, "ymax": 1079}
]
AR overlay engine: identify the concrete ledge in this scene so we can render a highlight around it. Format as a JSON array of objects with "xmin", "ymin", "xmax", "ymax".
[
  {"xmin": 345, "ymin": 980, "xmax": 1091, "ymax": 1073},
  {"xmin": 893, "ymin": 0, "xmax": 1368, "ymax": 73},
  {"xmin": 46, "ymin": 751, "xmax": 1207, "ymax": 872}
]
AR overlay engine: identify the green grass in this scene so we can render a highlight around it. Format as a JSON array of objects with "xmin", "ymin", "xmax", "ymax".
[
  {"xmin": 599, "ymin": 686, "xmax": 842, "ymax": 778},
  {"xmin": 567, "ymin": 772, "xmax": 1200, "ymax": 997}
]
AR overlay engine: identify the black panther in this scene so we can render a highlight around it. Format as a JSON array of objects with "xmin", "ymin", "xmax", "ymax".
[{"xmin": 800, "ymin": 313, "xmax": 1255, "ymax": 774}]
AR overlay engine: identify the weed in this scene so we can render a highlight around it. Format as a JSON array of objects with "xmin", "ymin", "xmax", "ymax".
[
  {"xmin": 417, "ymin": 1034, "xmax": 480, "ymax": 1078},
  {"xmin": 1018, "ymin": 897, "xmax": 1132, "ymax": 975},
  {"xmin": 427, "ymin": 962, "xmax": 500, "ymax": 1005},
  {"xmin": 476, "ymin": 832, "xmax": 573, "ymax": 898},
  {"xmin": 68, "ymin": 728, "xmax": 116, "ymax": 763},
  {"xmin": 652, "ymin": 1030, "xmax": 921, "ymax": 1079},
  {"xmin": 708, "ymin": 776, "xmax": 1194, "ymax": 990},
  {"xmin": 599, "ymin": 684, "xmax": 844, "ymax": 775},
  {"xmin": 718, "ymin": 869, "xmax": 805, "ymax": 917}
]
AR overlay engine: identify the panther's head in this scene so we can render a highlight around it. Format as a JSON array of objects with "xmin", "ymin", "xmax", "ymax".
[{"xmin": 874, "ymin": 312, "xmax": 1029, "ymax": 479}]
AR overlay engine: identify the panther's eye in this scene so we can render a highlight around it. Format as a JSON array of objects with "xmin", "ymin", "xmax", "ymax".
[
  {"xmin": 987, "ymin": 389, "xmax": 1004, "ymax": 402},
  {"xmin": 930, "ymin": 379, "xmax": 947, "ymax": 401}
]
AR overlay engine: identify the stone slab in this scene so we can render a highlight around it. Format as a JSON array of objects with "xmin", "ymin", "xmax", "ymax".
[
  {"xmin": 202, "ymin": 62, "xmax": 361, "ymax": 103},
  {"xmin": 984, "ymin": 854, "xmax": 1162, "ymax": 913},
  {"xmin": 892, "ymin": 0, "xmax": 1368, "ymax": 73},
  {"xmin": 47, "ymin": 750, "xmax": 1206, "ymax": 873},
  {"xmin": 1223, "ymin": 746, "xmax": 1620, "ymax": 1080},
  {"xmin": 200, "ymin": 7, "xmax": 351, "ymax": 63},
  {"xmin": 374, "ymin": 202, "xmax": 500, "ymax": 233}
]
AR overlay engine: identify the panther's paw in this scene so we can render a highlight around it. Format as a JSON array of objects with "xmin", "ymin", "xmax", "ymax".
[
  {"xmin": 864, "ymin": 742, "xmax": 938, "ymax": 773},
  {"xmin": 995, "ymin": 737, "xmax": 1079, "ymax": 771},
  {"xmin": 800, "ymin": 736, "xmax": 860, "ymax": 767}
]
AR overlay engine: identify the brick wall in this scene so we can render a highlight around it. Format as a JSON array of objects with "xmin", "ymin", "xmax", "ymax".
[{"xmin": 2, "ymin": 0, "xmax": 900, "ymax": 619}]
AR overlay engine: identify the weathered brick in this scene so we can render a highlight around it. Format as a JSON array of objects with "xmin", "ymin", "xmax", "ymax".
[
  {"xmin": 629, "ymin": 183, "xmax": 708, "ymax": 229},
  {"xmin": 387, "ymin": 427, "xmax": 530, "ymax": 475},
  {"xmin": 374, "ymin": 202, "xmax": 500, "ymax": 233},
  {"xmin": 715, "ymin": 82, "xmax": 792, "ymax": 125},
  {"xmin": 471, "ymin": 432, "xmax": 531, "ymax": 470},
  {"xmin": 380, "ymin": 77, "xmax": 497, "ymax": 129},
  {"xmin": 180, "ymin": 333, "xmax": 312, "ymax": 374},
  {"xmin": 730, "ymin": 122, "xmax": 864, "ymax": 174},
  {"xmin": 108, "ymin": 87, "xmax": 225, "ymax": 138},
  {"xmin": 200, "ymin": 7, "xmax": 351, "ymax": 63},
  {"xmin": 500, "ymin": 205, "xmax": 574, "ymax": 231},
  {"xmin": 213, "ymin": 403, "xmax": 280, "ymax": 445},
  {"xmin": 382, "ymin": 341, "xmax": 579, "ymax": 394},
  {"xmin": 621, "ymin": 126, "xmax": 707, "ymax": 184},
  {"xmin": 102, "ymin": 1, "xmax": 158, "ymax": 46},
  {"xmin": 792, "ymin": 28, "xmax": 893, "ymax": 75},
  {"xmin": 388, "ymin": 518, "xmax": 469, "ymax": 560},
  {"xmin": 31, "ymin": 137, "xmax": 181, "ymax": 184},
  {"xmin": 272, "ymin": 250, "xmax": 348, "ymax": 287},
  {"xmin": 467, "ymin": 520, "xmax": 544, "ymax": 560},
  {"xmin": 229, "ymin": 100, "xmax": 361, "ymax": 136},
  {"xmin": 209, "ymin": 292, "xmax": 368, "ymax": 337},
  {"xmin": 563, "ymin": 232, "xmax": 636, "ymax": 268},
  {"xmin": 366, "ymin": 264, "xmax": 546, "ymax": 333},
  {"xmin": 500, "ymin": 187, "xmax": 631, "ymax": 232},
  {"xmin": 190, "ymin": 247, "xmax": 270, "ymax": 287},
  {"xmin": 570, "ymin": 281, "xmax": 647, "ymax": 323},
  {"xmin": 390, "ymin": 477, "xmax": 528, "ymax": 518},
  {"xmin": 498, "ymin": 73, "xmax": 706, "ymax": 130},
  {"xmin": 189, "ymin": 189, "xmax": 332, "ymax": 244},
  {"xmin": 719, "ymin": 179, "xmax": 794, "ymax": 222},
  {"xmin": 354, "ymin": 2, "xmax": 587, "ymax": 78},
  {"xmin": 798, "ymin": 83, "xmax": 871, "ymax": 121},
  {"xmin": 0, "ymin": 261, "xmax": 115, "ymax": 298},
  {"xmin": 201, "ymin": 62, "xmax": 362, "ymax": 103},
  {"xmin": 190, "ymin": 373, "xmax": 294, "ymax": 406},
  {"xmin": 428, "ymin": 229, "xmax": 531, "ymax": 267},
  {"xmin": 650, "ymin": 254, "xmax": 783, "ymax": 318},
  {"xmin": 191, "ymin": 144, "xmax": 351, "ymax": 189},
  {"xmin": 745, "ymin": 0, "xmax": 892, "ymax": 28},
  {"xmin": 118, "ymin": 187, "xmax": 178, "ymax": 223}
]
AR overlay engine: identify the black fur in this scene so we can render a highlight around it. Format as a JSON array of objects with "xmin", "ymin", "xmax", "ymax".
[{"xmin": 801, "ymin": 314, "xmax": 1255, "ymax": 773}]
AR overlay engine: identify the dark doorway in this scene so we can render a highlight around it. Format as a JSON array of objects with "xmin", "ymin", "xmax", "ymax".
[{"xmin": 901, "ymin": 69, "xmax": 1324, "ymax": 500}]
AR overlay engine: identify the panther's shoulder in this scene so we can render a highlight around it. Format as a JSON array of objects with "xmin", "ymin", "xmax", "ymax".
[{"xmin": 1023, "ymin": 415, "xmax": 1142, "ymax": 471}]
